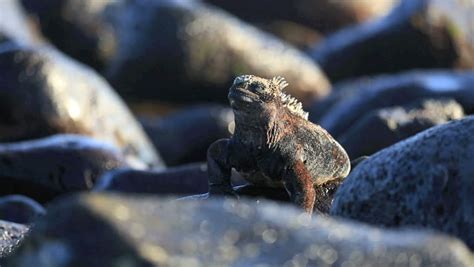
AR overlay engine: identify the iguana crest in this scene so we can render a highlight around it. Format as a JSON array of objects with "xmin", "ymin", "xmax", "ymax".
[{"xmin": 272, "ymin": 76, "xmax": 309, "ymax": 120}]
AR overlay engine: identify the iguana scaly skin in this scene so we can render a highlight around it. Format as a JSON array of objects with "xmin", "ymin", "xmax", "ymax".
[{"xmin": 207, "ymin": 75, "xmax": 350, "ymax": 213}]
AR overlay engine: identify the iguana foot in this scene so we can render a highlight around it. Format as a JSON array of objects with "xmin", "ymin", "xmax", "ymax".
[{"xmin": 209, "ymin": 185, "xmax": 239, "ymax": 199}]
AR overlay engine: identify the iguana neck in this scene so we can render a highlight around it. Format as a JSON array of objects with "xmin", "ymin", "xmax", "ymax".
[{"xmin": 233, "ymin": 114, "xmax": 281, "ymax": 149}]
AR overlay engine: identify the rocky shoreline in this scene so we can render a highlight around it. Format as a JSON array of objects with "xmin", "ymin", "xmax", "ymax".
[{"xmin": 0, "ymin": 0, "xmax": 473, "ymax": 266}]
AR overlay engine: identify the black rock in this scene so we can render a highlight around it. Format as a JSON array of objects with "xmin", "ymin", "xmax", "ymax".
[
  {"xmin": 318, "ymin": 71, "xmax": 474, "ymax": 138},
  {"xmin": 0, "ymin": 135, "xmax": 130, "ymax": 203},
  {"xmin": 0, "ymin": 44, "xmax": 163, "ymax": 167},
  {"xmin": 205, "ymin": 0, "xmax": 398, "ymax": 34},
  {"xmin": 332, "ymin": 116, "xmax": 474, "ymax": 249},
  {"xmin": 141, "ymin": 105, "xmax": 234, "ymax": 166},
  {"xmin": 339, "ymin": 98, "xmax": 464, "ymax": 159},
  {"xmin": 6, "ymin": 193, "xmax": 473, "ymax": 266},
  {"xmin": 0, "ymin": 220, "xmax": 28, "ymax": 259},
  {"xmin": 0, "ymin": 195, "xmax": 45, "ymax": 224},
  {"xmin": 310, "ymin": 0, "xmax": 474, "ymax": 81}
]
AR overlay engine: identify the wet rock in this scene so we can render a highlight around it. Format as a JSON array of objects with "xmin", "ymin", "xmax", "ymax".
[
  {"xmin": 332, "ymin": 116, "xmax": 474, "ymax": 249},
  {"xmin": 310, "ymin": 0, "xmax": 474, "ymax": 81},
  {"xmin": 0, "ymin": 44, "xmax": 163, "ymax": 167},
  {"xmin": 6, "ymin": 193, "xmax": 474, "ymax": 266},
  {"xmin": 141, "ymin": 105, "xmax": 234, "ymax": 166},
  {"xmin": 0, "ymin": 220, "xmax": 28, "ymax": 259},
  {"xmin": 0, "ymin": 195, "xmax": 46, "ymax": 224},
  {"xmin": 339, "ymin": 98, "xmax": 464, "ymax": 159},
  {"xmin": 0, "ymin": 135, "xmax": 130, "ymax": 203},
  {"xmin": 106, "ymin": 0, "xmax": 330, "ymax": 105},
  {"xmin": 319, "ymin": 71, "xmax": 474, "ymax": 138},
  {"xmin": 205, "ymin": 0, "xmax": 399, "ymax": 34}
]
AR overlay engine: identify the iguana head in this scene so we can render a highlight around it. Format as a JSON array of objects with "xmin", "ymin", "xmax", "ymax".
[{"xmin": 228, "ymin": 75, "xmax": 308, "ymax": 121}]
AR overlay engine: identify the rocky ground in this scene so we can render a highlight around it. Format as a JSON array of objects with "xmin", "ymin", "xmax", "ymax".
[{"xmin": 0, "ymin": 0, "xmax": 473, "ymax": 266}]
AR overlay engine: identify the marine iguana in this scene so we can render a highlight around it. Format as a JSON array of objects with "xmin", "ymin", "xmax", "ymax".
[{"xmin": 207, "ymin": 75, "xmax": 350, "ymax": 213}]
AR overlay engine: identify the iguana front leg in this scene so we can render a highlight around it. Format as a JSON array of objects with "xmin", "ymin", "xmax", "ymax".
[
  {"xmin": 283, "ymin": 159, "xmax": 316, "ymax": 214},
  {"xmin": 207, "ymin": 138, "xmax": 236, "ymax": 196}
]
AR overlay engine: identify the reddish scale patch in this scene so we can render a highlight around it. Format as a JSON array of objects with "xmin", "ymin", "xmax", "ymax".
[{"xmin": 292, "ymin": 159, "xmax": 316, "ymax": 213}]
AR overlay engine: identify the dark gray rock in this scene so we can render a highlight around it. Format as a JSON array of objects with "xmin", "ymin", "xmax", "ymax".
[
  {"xmin": 0, "ymin": 195, "xmax": 45, "ymax": 224},
  {"xmin": 0, "ymin": 45, "xmax": 163, "ymax": 167},
  {"xmin": 0, "ymin": 33, "xmax": 8, "ymax": 44},
  {"xmin": 339, "ymin": 98, "xmax": 464, "ymax": 159},
  {"xmin": 318, "ymin": 71, "xmax": 474, "ymax": 138},
  {"xmin": 22, "ymin": 0, "xmax": 330, "ymax": 105},
  {"xmin": 6, "ymin": 193, "xmax": 473, "ymax": 266},
  {"xmin": 0, "ymin": 220, "xmax": 28, "ymax": 259},
  {"xmin": 19, "ymin": 0, "xmax": 117, "ymax": 69},
  {"xmin": 257, "ymin": 20, "xmax": 323, "ymax": 51},
  {"xmin": 0, "ymin": 135, "xmax": 130, "ymax": 203},
  {"xmin": 95, "ymin": 163, "xmax": 246, "ymax": 195},
  {"xmin": 310, "ymin": 0, "xmax": 474, "ymax": 81},
  {"xmin": 106, "ymin": 0, "xmax": 330, "ymax": 105},
  {"xmin": 332, "ymin": 116, "xmax": 474, "ymax": 249},
  {"xmin": 205, "ymin": 0, "xmax": 398, "ymax": 34},
  {"xmin": 141, "ymin": 105, "xmax": 234, "ymax": 166},
  {"xmin": 308, "ymin": 77, "xmax": 375, "ymax": 123}
]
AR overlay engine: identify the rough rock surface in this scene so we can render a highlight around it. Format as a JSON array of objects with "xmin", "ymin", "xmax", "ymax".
[
  {"xmin": 5, "ymin": 194, "xmax": 474, "ymax": 266},
  {"xmin": 318, "ymin": 71, "xmax": 474, "ymax": 138},
  {"xmin": 0, "ymin": 220, "xmax": 28, "ymax": 259},
  {"xmin": 0, "ymin": 44, "xmax": 163, "ymax": 167},
  {"xmin": 141, "ymin": 105, "xmax": 234, "ymax": 166},
  {"xmin": 339, "ymin": 98, "xmax": 464, "ymax": 159},
  {"xmin": 310, "ymin": 0, "xmax": 474, "ymax": 81},
  {"xmin": 0, "ymin": 195, "xmax": 46, "ymax": 224},
  {"xmin": 0, "ymin": 135, "xmax": 130, "ymax": 202},
  {"xmin": 332, "ymin": 116, "xmax": 474, "ymax": 249},
  {"xmin": 95, "ymin": 163, "xmax": 245, "ymax": 195}
]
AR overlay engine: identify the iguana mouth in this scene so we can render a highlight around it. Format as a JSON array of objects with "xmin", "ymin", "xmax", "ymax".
[{"xmin": 228, "ymin": 88, "xmax": 256, "ymax": 103}]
